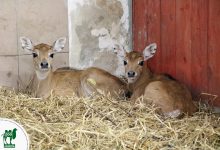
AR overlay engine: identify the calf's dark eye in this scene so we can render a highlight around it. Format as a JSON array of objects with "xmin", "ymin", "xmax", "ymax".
[
  {"xmin": 124, "ymin": 60, "xmax": 127, "ymax": 65},
  {"xmin": 32, "ymin": 53, "xmax": 38, "ymax": 58},
  {"xmin": 138, "ymin": 61, "xmax": 144, "ymax": 66},
  {"xmin": 49, "ymin": 53, "xmax": 54, "ymax": 58}
]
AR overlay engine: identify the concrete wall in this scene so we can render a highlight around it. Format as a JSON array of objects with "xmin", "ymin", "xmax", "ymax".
[
  {"xmin": 68, "ymin": 0, "xmax": 132, "ymax": 77},
  {"xmin": 0, "ymin": 0, "xmax": 69, "ymax": 89}
]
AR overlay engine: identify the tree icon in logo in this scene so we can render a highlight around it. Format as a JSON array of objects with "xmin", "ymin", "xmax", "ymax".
[{"xmin": 2, "ymin": 128, "xmax": 17, "ymax": 148}]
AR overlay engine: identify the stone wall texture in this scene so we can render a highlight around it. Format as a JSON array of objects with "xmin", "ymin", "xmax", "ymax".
[{"xmin": 68, "ymin": 0, "xmax": 132, "ymax": 77}]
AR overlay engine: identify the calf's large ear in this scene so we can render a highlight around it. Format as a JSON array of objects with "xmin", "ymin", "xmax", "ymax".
[
  {"xmin": 143, "ymin": 43, "xmax": 157, "ymax": 61},
  {"xmin": 20, "ymin": 36, "xmax": 34, "ymax": 52},
  {"xmin": 52, "ymin": 37, "xmax": 66, "ymax": 52}
]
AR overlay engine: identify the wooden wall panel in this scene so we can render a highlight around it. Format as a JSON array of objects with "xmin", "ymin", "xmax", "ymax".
[
  {"xmin": 133, "ymin": 0, "xmax": 220, "ymax": 106},
  {"xmin": 175, "ymin": 0, "xmax": 192, "ymax": 89},
  {"xmin": 146, "ymin": 0, "xmax": 161, "ymax": 73},
  {"xmin": 132, "ymin": 0, "xmax": 148, "ymax": 52},
  {"xmin": 160, "ymin": 0, "xmax": 176, "ymax": 76},
  {"xmin": 191, "ymin": 0, "xmax": 208, "ymax": 95},
  {"xmin": 208, "ymin": 0, "xmax": 220, "ymax": 106}
]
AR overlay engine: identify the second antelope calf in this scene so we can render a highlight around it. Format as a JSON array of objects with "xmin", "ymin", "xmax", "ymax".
[
  {"xmin": 115, "ymin": 43, "xmax": 197, "ymax": 118},
  {"xmin": 20, "ymin": 37, "xmax": 128, "ymax": 99}
]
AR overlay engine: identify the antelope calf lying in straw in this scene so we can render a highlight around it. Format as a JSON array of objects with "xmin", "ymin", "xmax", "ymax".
[
  {"xmin": 20, "ymin": 37, "xmax": 128, "ymax": 99},
  {"xmin": 115, "ymin": 43, "xmax": 197, "ymax": 118}
]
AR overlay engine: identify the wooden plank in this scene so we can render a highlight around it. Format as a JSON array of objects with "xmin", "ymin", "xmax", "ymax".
[
  {"xmin": 208, "ymin": 0, "xmax": 220, "ymax": 106},
  {"xmin": 146, "ymin": 0, "xmax": 161, "ymax": 73},
  {"xmin": 191, "ymin": 0, "xmax": 208, "ymax": 96},
  {"xmin": 132, "ymin": 0, "xmax": 148, "ymax": 52},
  {"xmin": 175, "ymin": 0, "xmax": 192, "ymax": 89},
  {"xmin": 160, "ymin": 0, "xmax": 176, "ymax": 76}
]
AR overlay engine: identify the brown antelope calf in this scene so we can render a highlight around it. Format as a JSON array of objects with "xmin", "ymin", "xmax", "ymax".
[
  {"xmin": 20, "ymin": 37, "xmax": 128, "ymax": 99},
  {"xmin": 115, "ymin": 43, "xmax": 197, "ymax": 118}
]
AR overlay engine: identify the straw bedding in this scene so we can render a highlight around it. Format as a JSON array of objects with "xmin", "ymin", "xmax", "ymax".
[{"xmin": 0, "ymin": 87, "xmax": 219, "ymax": 150}]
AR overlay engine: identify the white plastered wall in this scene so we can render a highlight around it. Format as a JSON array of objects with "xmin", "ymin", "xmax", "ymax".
[{"xmin": 68, "ymin": 0, "xmax": 132, "ymax": 77}]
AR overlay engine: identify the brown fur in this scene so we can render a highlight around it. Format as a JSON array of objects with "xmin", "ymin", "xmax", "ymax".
[
  {"xmin": 30, "ymin": 43, "xmax": 127, "ymax": 99},
  {"xmin": 125, "ymin": 51, "xmax": 197, "ymax": 117}
]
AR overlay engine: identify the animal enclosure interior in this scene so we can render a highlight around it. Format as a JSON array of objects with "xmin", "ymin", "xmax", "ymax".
[{"xmin": 0, "ymin": 0, "xmax": 219, "ymax": 149}]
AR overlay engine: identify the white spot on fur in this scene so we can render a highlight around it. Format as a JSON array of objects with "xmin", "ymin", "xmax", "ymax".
[{"xmin": 164, "ymin": 109, "xmax": 182, "ymax": 118}]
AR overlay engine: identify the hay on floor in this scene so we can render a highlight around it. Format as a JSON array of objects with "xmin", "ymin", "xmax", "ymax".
[{"xmin": 0, "ymin": 87, "xmax": 219, "ymax": 150}]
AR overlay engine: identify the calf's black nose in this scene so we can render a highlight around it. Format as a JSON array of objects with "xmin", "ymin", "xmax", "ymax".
[
  {"xmin": 40, "ymin": 62, "xmax": 49, "ymax": 68},
  {"xmin": 127, "ymin": 71, "xmax": 136, "ymax": 78}
]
